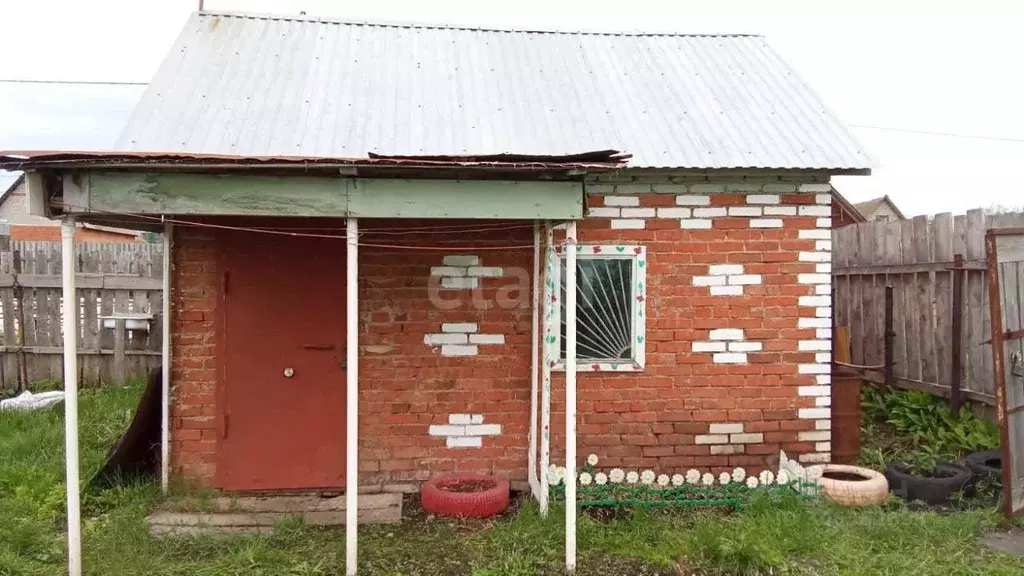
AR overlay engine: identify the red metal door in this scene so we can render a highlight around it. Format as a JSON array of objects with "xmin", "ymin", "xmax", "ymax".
[{"xmin": 218, "ymin": 231, "xmax": 347, "ymax": 491}]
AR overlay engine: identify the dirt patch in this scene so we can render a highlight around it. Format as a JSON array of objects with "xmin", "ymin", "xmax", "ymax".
[
  {"xmin": 823, "ymin": 471, "xmax": 871, "ymax": 482},
  {"xmin": 437, "ymin": 479, "xmax": 496, "ymax": 493}
]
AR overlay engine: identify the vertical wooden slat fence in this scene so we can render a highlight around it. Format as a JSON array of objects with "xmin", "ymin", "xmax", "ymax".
[
  {"xmin": 0, "ymin": 239, "xmax": 164, "ymax": 391},
  {"xmin": 833, "ymin": 210, "xmax": 1024, "ymax": 405}
]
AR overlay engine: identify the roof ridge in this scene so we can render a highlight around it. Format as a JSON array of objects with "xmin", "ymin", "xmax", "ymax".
[{"xmin": 196, "ymin": 10, "xmax": 762, "ymax": 37}]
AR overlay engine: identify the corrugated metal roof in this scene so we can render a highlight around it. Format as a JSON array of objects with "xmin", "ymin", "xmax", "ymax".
[{"xmin": 116, "ymin": 11, "xmax": 871, "ymax": 172}]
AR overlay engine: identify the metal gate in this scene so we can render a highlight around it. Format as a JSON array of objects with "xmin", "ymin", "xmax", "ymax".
[{"xmin": 987, "ymin": 228, "xmax": 1024, "ymax": 516}]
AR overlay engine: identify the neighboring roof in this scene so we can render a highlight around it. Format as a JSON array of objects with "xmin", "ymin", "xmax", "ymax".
[
  {"xmin": 853, "ymin": 195, "xmax": 906, "ymax": 220},
  {"xmin": 0, "ymin": 174, "xmax": 24, "ymax": 203},
  {"xmin": 114, "ymin": 11, "xmax": 870, "ymax": 173},
  {"xmin": 831, "ymin": 188, "xmax": 865, "ymax": 223}
]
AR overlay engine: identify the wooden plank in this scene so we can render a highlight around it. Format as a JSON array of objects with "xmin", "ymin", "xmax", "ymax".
[
  {"xmin": 996, "ymin": 234, "xmax": 1024, "ymax": 263},
  {"xmin": 86, "ymin": 172, "xmax": 587, "ymax": 220},
  {"xmin": 871, "ymin": 220, "xmax": 887, "ymax": 367},
  {"xmin": 933, "ymin": 213, "xmax": 954, "ymax": 388},
  {"xmin": 831, "ymin": 260, "xmax": 986, "ymax": 275},
  {"xmin": 965, "ymin": 209, "xmax": 988, "ymax": 396},
  {"xmin": 914, "ymin": 215, "xmax": 937, "ymax": 384},
  {"xmin": 113, "ymin": 318, "xmax": 126, "ymax": 386},
  {"xmin": 850, "ymin": 225, "xmax": 867, "ymax": 365},
  {"xmin": 900, "ymin": 219, "xmax": 920, "ymax": 380},
  {"xmin": 883, "ymin": 222, "xmax": 908, "ymax": 383},
  {"xmin": 0, "ymin": 346, "xmax": 162, "ymax": 356}
]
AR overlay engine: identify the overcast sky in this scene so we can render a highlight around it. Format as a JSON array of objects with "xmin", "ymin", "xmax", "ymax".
[{"xmin": 2, "ymin": 0, "xmax": 1022, "ymax": 216}]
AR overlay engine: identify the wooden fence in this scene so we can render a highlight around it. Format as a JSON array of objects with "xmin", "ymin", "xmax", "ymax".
[
  {"xmin": 0, "ymin": 240, "xmax": 164, "ymax": 391},
  {"xmin": 833, "ymin": 210, "xmax": 1024, "ymax": 405}
]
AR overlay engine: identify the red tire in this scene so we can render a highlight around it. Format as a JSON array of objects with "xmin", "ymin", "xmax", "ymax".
[{"xmin": 421, "ymin": 473, "xmax": 510, "ymax": 518}]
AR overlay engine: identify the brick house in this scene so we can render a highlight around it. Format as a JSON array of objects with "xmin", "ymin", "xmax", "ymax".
[
  {"xmin": 3, "ymin": 10, "xmax": 869, "ymax": 502},
  {"xmin": 1, "ymin": 175, "xmax": 142, "ymax": 242}
]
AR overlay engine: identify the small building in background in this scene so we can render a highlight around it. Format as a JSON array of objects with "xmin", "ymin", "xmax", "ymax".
[
  {"xmin": 853, "ymin": 195, "xmax": 906, "ymax": 223},
  {"xmin": 831, "ymin": 189, "xmax": 867, "ymax": 228},
  {"xmin": 0, "ymin": 176, "xmax": 142, "ymax": 242}
]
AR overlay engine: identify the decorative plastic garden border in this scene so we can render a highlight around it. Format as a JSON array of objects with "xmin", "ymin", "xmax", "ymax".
[{"xmin": 546, "ymin": 454, "xmax": 821, "ymax": 510}]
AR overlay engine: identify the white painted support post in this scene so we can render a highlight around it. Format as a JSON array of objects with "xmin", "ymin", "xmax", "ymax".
[
  {"xmin": 528, "ymin": 220, "xmax": 540, "ymax": 499},
  {"xmin": 564, "ymin": 220, "xmax": 578, "ymax": 572},
  {"xmin": 345, "ymin": 217, "xmax": 359, "ymax": 576},
  {"xmin": 161, "ymin": 222, "xmax": 172, "ymax": 494},
  {"xmin": 539, "ymin": 223, "xmax": 553, "ymax": 516},
  {"xmin": 61, "ymin": 218, "xmax": 82, "ymax": 576}
]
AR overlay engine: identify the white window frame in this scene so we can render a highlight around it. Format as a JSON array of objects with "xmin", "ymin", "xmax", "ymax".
[{"xmin": 549, "ymin": 244, "xmax": 646, "ymax": 372}]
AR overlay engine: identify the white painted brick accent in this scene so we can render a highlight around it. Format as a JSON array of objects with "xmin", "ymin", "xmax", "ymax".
[
  {"xmin": 676, "ymin": 195, "xmax": 711, "ymax": 206},
  {"xmin": 799, "ymin": 317, "xmax": 831, "ymax": 329},
  {"xmin": 728, "ymin": 274, "xmax": 762, "ymax": 285},
  {"xmin": 465, "ymin": 424, "xmax": 502, "ymax": 436},
  {"xmin": 657, "ymin": 207, "xmax": 691, "ymax": 218},
  {"xmin": 621, "ymin": 207, "xmax": 656, "ymax": 218},
  {"xmin": 711, "ymin": 286, "xmax": 744, "ymax": 296},
  {"xmin": 799, "ymin": 251, "xmax": 831, "ymax": 262},
  {"xmin": 588, "ymin": 207, "xmax": 621, "ymax": 218},
  {"xmin": 763, "ymin": 206, "xmax": 797, "ymax": 216},
  {"xmin": 446, "ymin": 436, "xmax": 482, "ymax": 448},
  {"xmin": 425, "ymin": 333, "xmax": 469, "ymax": 345},
  {"xmin": 816, "ymin": 263, "xmax": 832, "ymax": 273},
  {"xmin": 693, "ymin": 207, "xmax": 728, "ymax": 218},
  {"xmin": 816, "ymin": 328, "xmax": 832, "ymax": 339},
  {"xmin": 798, "ymin": 407, "xmax": 831, "ymax": 419},
  {"xmin": 680, "ymin": 219, "xmax": 713, "ymax": 229},
  {"xmin": 815, "ymin": 193, "xmax": 833, "ymax": 204},
  {"xmin": 816, "ymin": 442, "xmax": 832, "ymax": 452},
  {"xmin": 798, "ymin": 273, "xmax": 831, "ymax": 284},
  {"xmin": 431, "ymin": 266, "xmax": 466, "ymax": 276},
  {"xmin": 816, "ymin": 240, "xmax": 833, "ymax": 252},
  {"xmin": 750, "ymin": 218, "xmax": 783, "ymax": 228},
  {"xmin": 430, "ymin": 425, "xmax": 466, "ymax": 436},
  {"xmin": 693, "ymin": 275, "xmax": 726, "ymax": 286},
  {"xmin": 799, "ymin": 340, "xmax": 831, "ymax": 351},
  {"xmin": 816, "ymin": 306, "xmax": 833, "ymax": 318},
  {"xmin": 800, "ymin": 183, "xmax": 833, "ymax": 193},
  {"xmin": 816, "ymin": 352, "xmax": 832, "ymax": 363},
  {"xmin": 709, "ymin": 423, "xmax": 745, "ymax": 434},
  {"xmin": 816, "ymin": 396, "xmax": 832, "ymax": 407},
  {"xmin": 470, "ymin": 334, "xmax": 506, "ymax": 345},
  {"xmin": 816, "ymin": 419, "xmax": 832, "ymax": 430},
  {"xmin": 709, "ymin": 328, "xmax": 745, "ymax": 341},
  {"xmin": 442, "ymin": 277, "xmax": 479, "ymax": 289},
  {"xmin": 695, "ymin": 434, "xmax": 729, "ymax": 444},
  {"xmin": 448, "ymin": 414, "xmax": 473, "ymax": 425},
  {"xmin": 730, "ymin": 433, "xmax": 763, "ymax": 444},
  {"xmin": 443, "ymin": 255, "xmax": 480, "ymax": 266},
  {"xmin": 799, "ymin": 295, "xmax": 831, "ymax": 307},
  {"xmin": 604, "ymin": 196, "xmax": 640, "ymax": 207},
  {"xmin": 799, "ymin": 452, "xmax": 831, "ymax": 463},
  {"xmin": 467, "ymin": 266, "xmax": 504, "ymax": 277},
  {"xmin": 441, "ymin": 344, "xmax": 478, "ymax": 357},
  {"xmin": 816, "ymin": 218, "xmax": 832, "ymax": 228},
  {"xmin": 729, "ymin": 206, "xmax": 762, "ymax": 217},
  {"xmin": 711, "ymin": 444, "xmax": 745, "ymax": 455},
  {"xmin": 799, "ymin": 229, "xmax": 831, "ymax": 240},
  {"xmin": 709, "ymin": 264, "xmax": 744, "ymax": 276},
  {"xmin": 799, "ymin": 205, "xmax": 832, "ymax": 217},
  {"xmin": 747, "ymin": 194, "xmax": 780, "ymax": 204},
  {"xmin": 692, "ymin": 341, "xmax": 726, "ymax": 353},
  {"xmin": 798, "ymin": 363, "xmax": 830, "ymax": 375},
  {"xmin": 442, "ymin": 323, "xmax": 478, "ymax": 333},
  {"xmin": 713, "ymin": 352, "xmax": 748, "ymax": 364},
  {"xmin": 815, "ymin": 284, "xmax": 831, "ymax": 295},
  {"xmin": 817, "ymin": 374, "xmax": 832, "ymax": 385},
  {"xmin": 611, "ymin": 219, "xmax": 646, "ymax": 230},
  {"xmin": 728, "ymin": 341, "xmax": 763, "ymax": 352},
  {"xmin": 798, "ymin": 385, "xmax": 831, "ymax": 397}
]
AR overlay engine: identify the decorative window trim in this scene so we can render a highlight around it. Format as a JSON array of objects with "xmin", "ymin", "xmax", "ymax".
[{"xmin": 547, "ymin": 244, "xmax": 646, "ymax": 372}]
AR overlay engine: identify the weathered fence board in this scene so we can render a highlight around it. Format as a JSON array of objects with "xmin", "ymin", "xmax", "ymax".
[
  {"xmin": 0, "ymin": 240, "xmax": 164, "ymax": 391},
  {"xmin": 834, "ymin": 210, "xmax": 1024, "ymax": 404}
]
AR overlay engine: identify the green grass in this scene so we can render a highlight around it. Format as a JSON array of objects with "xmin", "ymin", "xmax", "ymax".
[{"xmin": 2, "ymin": 384, "xmax": 1024, "ymax": 575}]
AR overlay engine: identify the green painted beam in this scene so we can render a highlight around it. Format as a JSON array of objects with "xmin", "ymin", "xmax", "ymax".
[{"xmin": 82, "ymin": 172, "xmax": 582, "ymax": 219}]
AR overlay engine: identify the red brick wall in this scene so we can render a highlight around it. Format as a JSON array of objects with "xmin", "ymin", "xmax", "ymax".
[{"xmin": 169, "ymin": 177, "xmax": 834, "ymax": 489}]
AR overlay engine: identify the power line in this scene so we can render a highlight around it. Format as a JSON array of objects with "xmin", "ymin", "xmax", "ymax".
[
  {"xmin": 0, "ymin": 79, "xmax": 148, "ymax": 86},
  {"xmin": 850, "ymin": 124, "xmax": 1024, "ymax": 143}
]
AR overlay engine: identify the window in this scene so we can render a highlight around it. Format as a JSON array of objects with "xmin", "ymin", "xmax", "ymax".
[{"xmin": 547, "ymin": 245, "xmax": 646, "ymax": 371}]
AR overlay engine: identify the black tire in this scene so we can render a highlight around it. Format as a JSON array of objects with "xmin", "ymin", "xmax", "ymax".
[
  {"xmin": 885, "ymin": 461, "xmax": 975, "ymax": 504},
  {"xmin": 965, "ymin": 450, "xmax": 1002, "ymax": 482}
]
